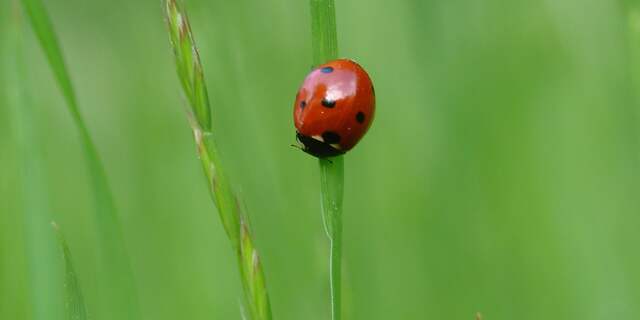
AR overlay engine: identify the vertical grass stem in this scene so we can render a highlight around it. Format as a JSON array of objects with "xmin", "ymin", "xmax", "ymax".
[{"xmin": 310, "ymin": 1, "xmax": 343, "ymax": 318}]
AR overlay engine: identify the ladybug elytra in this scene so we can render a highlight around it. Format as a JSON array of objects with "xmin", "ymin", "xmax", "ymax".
[{"xmin": 293, "ymin": 59, "xmax": 375, "ymax": 158}]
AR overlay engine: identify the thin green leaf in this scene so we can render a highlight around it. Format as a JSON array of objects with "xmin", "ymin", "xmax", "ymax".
[
  {"xmin": 319, "ymin": 157, "xmax": 344, "ymax": 238},
  {"xmin": 19, "ymin": 0, "xmax": 79, "ymax": 121},
  {"xmin": 19, "ymin": 0, "xmax": 139, "ymax": 318},
  {"xmin": 310, "ymin": 0, "xmax": 338, "ymax": 66},
  {"xmin": 318, "ymin": 157, "xmax": 344, "ymax": 320},
  {"xmin": 52, "ymin": 222, "xmax": 88, "ymax": 320},
  {"xmin": 3, "ymin": 3, "xmax": 64, "ymax": 320},
  {"xmin": 164, "ymin": 1, "xmax": 272, "ymax": 319},
  {"xmin": 310, "ymin": 1, "xmax": 344, "ymax": 319}
]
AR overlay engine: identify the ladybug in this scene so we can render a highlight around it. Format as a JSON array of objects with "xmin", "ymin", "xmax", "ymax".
[{"xmin": 293, "ymin": 59, "xmax": 375, "ymax": 158}]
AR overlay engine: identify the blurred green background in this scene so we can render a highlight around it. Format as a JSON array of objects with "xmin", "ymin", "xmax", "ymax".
[{"xmin": 2, "ymin": 0, "xmax": 640, "ymax": 319}]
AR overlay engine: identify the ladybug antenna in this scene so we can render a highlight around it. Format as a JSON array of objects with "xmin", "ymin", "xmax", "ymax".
[{"xmin": 290, "ymin": 144, "xmax": 303, "ymax": 151}]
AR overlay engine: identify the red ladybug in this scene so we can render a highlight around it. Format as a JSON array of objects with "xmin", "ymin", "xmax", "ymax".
[{"xmin": 293, "ymin": 59, "xmax": 375, "ymax": 158}]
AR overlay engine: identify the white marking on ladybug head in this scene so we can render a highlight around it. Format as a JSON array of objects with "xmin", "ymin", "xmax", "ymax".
[
  {"xmin": 311, "ymin": 135, "xmax": 324, "ymax": 142},
  {"xmin": 331, "ymin": 144, "xmax": 342, "ymax": 150}
]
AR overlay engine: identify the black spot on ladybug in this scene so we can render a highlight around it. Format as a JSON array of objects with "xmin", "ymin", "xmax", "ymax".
[
  {"xmin": 356, "ymin": 111, "xmax": 365, "ymax": 124},
  {"xmin": 300, "ymin": 101, "xmax": 306, "ymax": 109},
  {"xmin": 321, "ymin": 98, "xmax": 336, "ymax": 108},
  {"xmin": 321, "ymin": 66, "xmax": 334, "ymax": 73},
  {"xmin": 322, "ymin": 131, "xmax": 341, "ymax": 144}
]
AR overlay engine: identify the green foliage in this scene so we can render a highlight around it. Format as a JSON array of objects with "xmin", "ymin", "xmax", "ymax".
[
  {"xmin": 164, "ymin": 1, "xmax": 272, "ymax": 319},
  {"xmin": 318, "ymin": 156, "xmax": 344, "ymax": 320},
  {"xmin": 18, "ymin": 0, "xmax": 139, "ymax": 318},
  {"xmin": 2, "ymin": 1, "xmax": 640, "ymax": 320},
  {"xmin": 309, "ymin": 0, "xmax": 338, "ymax": 66},
  {"xmin": 3, "ymin": 5, "xmax": 64, "ymax": 320},
  {"xmin": 165, "ymin": 0, "xmax": 212, "ymax": 132},
  {"xmin": 52, "ymin": 222, "xmax": 88, "ymax": 320},
  {"xmin": 310, "ymin": 1, "xmax": 344, "ymax": 319}
]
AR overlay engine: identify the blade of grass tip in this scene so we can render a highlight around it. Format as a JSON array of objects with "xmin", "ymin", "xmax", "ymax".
[
  {"xmin": 309, "ymin": 1, "xmax": 344, "ymax": 319},
  {"xmin": 4, "ymin": 3, "xmax": 64, "ymax": 320},
  {"xmin": 163, "ymin": 1, "xmax": 272, "ymax": 319},
  {"xmin": 19, "ymin": 0, "xmax": 139, "ymax": 318},
  {"xmin": 52, "ymin": 222, "xmax": 88, "ymax": 320}
]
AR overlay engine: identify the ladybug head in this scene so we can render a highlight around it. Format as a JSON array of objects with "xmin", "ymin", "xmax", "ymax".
[{"xmin": 295, "ymin": 132, "xmax": 345, "ymax": 158}]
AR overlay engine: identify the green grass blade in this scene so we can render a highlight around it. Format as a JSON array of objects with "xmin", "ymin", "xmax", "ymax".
[
  {"xmin": 318, "ymin": 157, "xmax": 344, "ymax": 320},
  {"xmin": 19, "ymin": 0, "xmax": 139, "ymax": 319},
  {"xmin": 309, "ymin": 1, "xmax": 344, "ymax": 319},
  {"xmin": 3, "ymin": 3, "xmax": 64, "ymax": 320},
  {"xmin": 164, "ymin": 1, "xmax": 272, "ymax": 319},
  {"xmin": 310, "ymin": 0, "xmax": 338, "ymax": 66},
  {"xmin": 19, "ymin": 0, "xmax": 80, "ymax": 121},
  {"xmin": 52, "ymin": 222, "xmax": 89, "ymax": 320}
]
